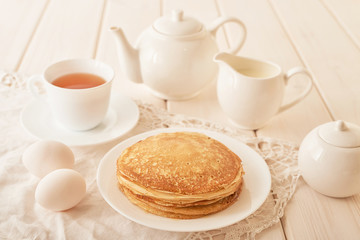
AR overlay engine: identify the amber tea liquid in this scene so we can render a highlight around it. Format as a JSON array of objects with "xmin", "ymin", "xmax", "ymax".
[{"xmin": 52, "ymin": 73, "xmax": 106, "ymax": 89}]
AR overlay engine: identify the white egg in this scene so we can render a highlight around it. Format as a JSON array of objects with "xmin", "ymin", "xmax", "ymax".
[
  {"xmin": 22, "ymin": 140, "xmax": 74, "ymax": 178},
  {"xmin": 35, "ymin": 169, "xmax": 86, "ymax": 211}
]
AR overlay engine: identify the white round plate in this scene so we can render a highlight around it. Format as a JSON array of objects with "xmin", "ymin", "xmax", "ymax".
[
  {"xmin": 97, "ymin": 128, "xmax": 271, "ymax": 232},
  {"xmin": 20, "ymin": 93, "xmax": 139, "ymax": 147}
]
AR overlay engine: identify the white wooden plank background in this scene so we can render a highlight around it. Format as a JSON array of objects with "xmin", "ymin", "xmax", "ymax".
[{"xmin": 0, "ymin": 0, "xmax": 48, "ymax": 71}]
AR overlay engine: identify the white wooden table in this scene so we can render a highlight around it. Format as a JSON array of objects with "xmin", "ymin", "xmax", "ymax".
[{"xmin": 1, "ymin": 0, "xmax": 360, "ymax": 239}]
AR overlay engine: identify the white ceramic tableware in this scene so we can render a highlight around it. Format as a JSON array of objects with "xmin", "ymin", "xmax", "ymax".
[
  {"xmin": 298, "ymin": 120, "xmax": 360, "ymax": 198},
  {"xmin": 110, "ymin": 9, "xmax": 246, "ymax": 100},
  {"xmin": 97, "ymin": 128, "xmax": 271, "ymax": 232},
  {"xmin": 215, "ymin": 52, "xmax": 313, "ymax": 130},
  {"xmin": 20, "ymin": 93, "xmax": 139, "ymax": 146},
  {"xmin": 27, "ymin": 59, "xmax": 114, "ymax": 131}
]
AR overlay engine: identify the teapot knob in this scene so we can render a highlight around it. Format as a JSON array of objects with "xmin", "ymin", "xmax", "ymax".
[
  {"xmin": 335, "ymin": 120, "xmax": 348, "ymax": 131},
  {"xmin": 172, "ymin": 9, "xmax": 184, "ymax": 22}
]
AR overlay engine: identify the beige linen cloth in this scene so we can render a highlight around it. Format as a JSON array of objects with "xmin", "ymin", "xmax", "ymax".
[{"xmin": 0, "ymin": 72, "xmax": 299, "ymax": 240}]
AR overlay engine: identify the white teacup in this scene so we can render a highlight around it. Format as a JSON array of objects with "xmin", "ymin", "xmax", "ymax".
[
  {"xmin": 28, "ymin": 59, "xmax": 114, "ymax": 131},
  {"xmin": 215, "ymin": 52, "xmax": 313, "ymax": 130}
]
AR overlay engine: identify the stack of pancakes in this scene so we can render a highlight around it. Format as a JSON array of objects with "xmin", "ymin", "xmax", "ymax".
[{"xmin": 116, "ymin": 131, "xmax": 245, "ymax": 219}]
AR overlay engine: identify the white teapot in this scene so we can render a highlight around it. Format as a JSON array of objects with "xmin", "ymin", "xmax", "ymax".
[
  {"xmin": 298, "ymin": 120, "xmax": 360, "ymax": 198},
  {"xmin": 110, "ymin": 9, "xmax": 246, "ymax": 100}
]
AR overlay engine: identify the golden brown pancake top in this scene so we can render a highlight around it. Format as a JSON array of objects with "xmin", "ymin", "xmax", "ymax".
[{"xmin": 117, "ymin": 132, "xmax": 242, "ymax": 195}]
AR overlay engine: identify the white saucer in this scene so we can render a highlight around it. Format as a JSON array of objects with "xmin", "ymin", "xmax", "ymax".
[{"xmin": 20, "ymin": 94, "xmax": 139, "ymax": 146}]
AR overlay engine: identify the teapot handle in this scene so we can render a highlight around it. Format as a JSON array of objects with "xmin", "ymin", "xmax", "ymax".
[{"xmin": 208, "ymin": 16, "xmax": 247, "ymax": 54}]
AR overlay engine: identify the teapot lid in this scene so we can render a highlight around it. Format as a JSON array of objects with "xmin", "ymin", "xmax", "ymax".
[
  {"xmin": 153, "ymin": 9, "xmax": 202, "ymax": 36},
  {"xmin": 318, "ymin": 120, "xmax": 360, "ymax": 147}
]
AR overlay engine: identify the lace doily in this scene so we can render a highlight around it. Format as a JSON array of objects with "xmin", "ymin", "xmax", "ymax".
[{"xmin": 0, "ymin": 72, "xmax": 300, "ymax": 240}]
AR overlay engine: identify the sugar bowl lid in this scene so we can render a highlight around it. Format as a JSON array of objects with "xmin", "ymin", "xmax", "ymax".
[
  {"xmin": 153, "ymin": 9, "xmax": 202, "ymax": 36},
  {"xmin": 318, "ymin": 120, "xmax": 360, "ymax": 148}
]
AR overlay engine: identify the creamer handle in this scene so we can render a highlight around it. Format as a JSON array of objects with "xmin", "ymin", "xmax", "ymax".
[{"xmin": 278, "ymin": 67, "xmax": 313, "ymax": 114}]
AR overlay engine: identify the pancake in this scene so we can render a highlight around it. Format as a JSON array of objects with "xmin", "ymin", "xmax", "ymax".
[
  {"xmin": 116, "ymin": 168, "xmax": 243, "ymax": 203},
  {"xmin": 116, "ymin": 131, "xmax": 245, "ymax": 219},
  {"xmin": 120, "ymin": 183, "xmax": 242, "ymax": 219}
]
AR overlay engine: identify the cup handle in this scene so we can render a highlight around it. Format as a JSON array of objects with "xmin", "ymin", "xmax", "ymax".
[
  {"xmin": 27, "ymin": 75, "xmax": 47, "ymax": 102},
  {"xmin": 278, "ymin": 66, "xmax": 313, "ymax": 114},
  {"xmin": 208, "ymin": 16, "xmax": 247, "ymax": 54}
]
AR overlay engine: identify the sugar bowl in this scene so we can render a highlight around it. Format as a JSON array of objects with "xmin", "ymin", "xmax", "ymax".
[{"xmin": 298, "ymin": 120, "xmax": 360, "ymax": 198}]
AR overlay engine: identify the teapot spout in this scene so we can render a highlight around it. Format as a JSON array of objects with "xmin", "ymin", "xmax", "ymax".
[{"xmin": 110, "ymin": 26, "xmax": 143, "ymax": 83}]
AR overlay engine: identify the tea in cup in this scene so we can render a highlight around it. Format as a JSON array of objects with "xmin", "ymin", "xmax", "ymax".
[
  {"xmin": 215, "ymin": 52, "xmax": 313, "ymax": 130},
  {"xmin": 28, "ymin": 59, "xmax": 114, "ymax": 131}
]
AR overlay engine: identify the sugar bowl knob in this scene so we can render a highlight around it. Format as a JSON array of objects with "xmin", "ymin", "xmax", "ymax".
[{"xmin": 298, "ymin": 120, "xmax": 360, "ymax": 198}]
